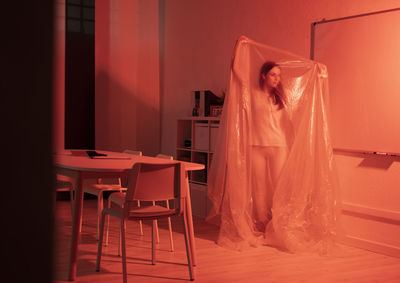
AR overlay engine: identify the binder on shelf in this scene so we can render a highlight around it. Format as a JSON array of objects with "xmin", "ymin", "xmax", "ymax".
[{"xmin": 192, "ymin": 90, "xmax": 223, "ymax": 117}]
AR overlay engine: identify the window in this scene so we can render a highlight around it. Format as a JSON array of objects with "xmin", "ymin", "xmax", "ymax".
[
  {"xmin": 65, "ymin": 0, "xmax": 95, "ymax": 149},
  {"xmin": 66, "ymin": 0, "xmax": 94, "ymax": 34}
]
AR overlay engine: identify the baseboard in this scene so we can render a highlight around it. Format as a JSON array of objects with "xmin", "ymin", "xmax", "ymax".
[
  {"xmin": 342, "ymin": 202, "xmax": 400, "ymax": 223},
  {"xmin": 340, "ymin": 201, "xmax": 400, "ymax": 258},
  {"xmin": 340, "ymin": 235, "xmax": 400, "ymax": 258}
]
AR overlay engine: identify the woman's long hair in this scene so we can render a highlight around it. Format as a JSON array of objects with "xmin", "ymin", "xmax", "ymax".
[{"xmin": 259, "ymin": 61, "xmax": 286, "ymax": 109}]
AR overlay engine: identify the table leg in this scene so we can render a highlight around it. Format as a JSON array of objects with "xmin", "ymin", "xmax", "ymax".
[
  {"xmin": 68, "ymin": 173, "xmax": 83, "ymax": 281},
  {"xmin": 184, "ymin": 172, "xmax": 197, "ymax": 266}
]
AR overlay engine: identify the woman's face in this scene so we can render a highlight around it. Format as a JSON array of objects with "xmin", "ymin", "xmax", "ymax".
[{"xmin": 263, "ymin": 66, "xmax": 281, "ymax": 89}]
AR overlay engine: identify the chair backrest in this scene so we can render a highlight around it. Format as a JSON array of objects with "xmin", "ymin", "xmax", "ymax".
[
  {"xmin": 55, "ymin": 174, "xmax": 74, "ymax": 191},
  {"xmin": 123, "ymin": 149, "xmax": 143, "ymax": 156},
  {"xmin": 124, "ymin": 162, "xmax": 185, "ymax": 213},
  {"xmin": 156, "ymin": 153, "xmax": 173, "ymax": 160}
]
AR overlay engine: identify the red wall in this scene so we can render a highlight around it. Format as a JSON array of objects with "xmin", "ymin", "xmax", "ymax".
[
  {"xmin": 95, "ymin": 0, "xmax": 160, "ymax": 155},
  {"xmin": 53, "ymin": 0, "xmax": 65, "ymax": 151}
]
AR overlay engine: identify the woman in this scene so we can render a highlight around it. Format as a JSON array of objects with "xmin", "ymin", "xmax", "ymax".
[
  {"xmin": 250, "ymin": 61, "xmax": 291, "ymax": 232},
  {"xmin": 207, "ymin": 36, "xmax": 339, "ymax": 253}
]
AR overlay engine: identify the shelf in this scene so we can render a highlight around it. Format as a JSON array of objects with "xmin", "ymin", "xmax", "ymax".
[
  {"xmin": 177, "ymin": 116, "xmax": 220, "ymax": 121},
  {"xmin": 192, "ymin": 151, "xmax": 207, "ymax": 183},
  {"xmin": 176, "ymin": 117, "xmax": 219, "ymax": 218},
  {"xmin": 176, "ymin": 150, "xmax": 191, "ymax": 163},
  {"xmin": 189, "ymin": 182, "xmax": 210, "ymax": 217},
  {"xmin": 190, "ymin": 180, "xmax": 207, "ymax": 186},
  {"xmin": 176, "ymin": 147, "xmax": 192, "ymax": 151},
  {"xmin": 176, "ymin": 147, "xmax": 211, "ymax": 154},
  {"xmin": 177, "ymin": 120, "xmax": 192, "ymax": 149}
]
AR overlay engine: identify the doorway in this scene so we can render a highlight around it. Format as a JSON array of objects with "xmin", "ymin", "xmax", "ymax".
[{"xmin": 65, "ymin": 0, "xmax": 95, "ymax": 149}]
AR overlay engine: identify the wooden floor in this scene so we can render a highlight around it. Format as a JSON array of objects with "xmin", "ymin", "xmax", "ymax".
[{"xmin": 53, "ymin": 199, "xmax": 400, "ymax": 283}]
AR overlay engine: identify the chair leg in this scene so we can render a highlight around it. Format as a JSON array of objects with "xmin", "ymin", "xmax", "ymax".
[
  {"xmin": 155, "ymin": 220, "xmax": 160, "ymax": 244},
  {"xmin": 117, "ymin": 204, "xmax": 126, "ymax": 257},
  {"xmin": 152, "ymin": 201, "xmax": 160, "ymax": 243},
  {"xmin": 97, "ymin": 192, "xmax": 104, "ymax": 240},
  {"xmin": 96, "ymin": 210, "xmax": 107, "ymax": 272},
  {"xmin": 138, "ymin": 200, "xmax": 143, "ymax": 235},
  {"xmin": 105, "ymin": 199, "xmax": 111, "ymax": 246},
  {"xmin": 79, "ymin": 192, "xmax": 84, "ymax": 233},
  {"xmin": 152, "ymin": 220, "xmax": 156, "ymax": 265},
  {"xmin": 116, "ymin": 218, "xmax": 121, "ymax": 257},
  {"xmin": 166, "ymin": 201, "xmax": 174, "ymax": 252},
  {"xmin": 182, "ymin": 213, "xmax": 195, "ymax": 280},
  {"xmin": 69, "ymin": 189, "xmax": 74, "ymax": 217},
  {"xmin": 166, "ymin": 217, "xmax": 174, "ymax": 251},
  {"xmin": 117, "ymin": 228, "xmax": 121, "ymax": 256},
  {"xmin": 121, "ymin": 217, "xmax": 128, "ymax": 283},
  {"xmin": 117, "ymin": 219, "xmax": 126, "ymax": 257},
  {"xmin": 105, "ymin": 199, "xmax": 124, "ymax": 254}
]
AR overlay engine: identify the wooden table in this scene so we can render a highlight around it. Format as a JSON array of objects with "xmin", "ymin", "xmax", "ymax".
[{"xmin": 54, "ymin": 150, "xmax": 204, "ymax": 281}]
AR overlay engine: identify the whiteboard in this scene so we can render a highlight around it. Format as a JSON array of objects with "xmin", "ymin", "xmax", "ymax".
[{"xmin": 312, "ymin": 9, "xmax": 400, "ymax": 155}]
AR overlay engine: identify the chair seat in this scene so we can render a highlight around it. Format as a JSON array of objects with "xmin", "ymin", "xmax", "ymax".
[
  {"xmin": 109, "ymin": 192, "xmax": 177, "ymax": 218},
  {"xmin": 128, "ymin": 205, "xmax": 178, "ymax": 219},
  {"xmin": 55, "ymin": 180, "xmax": 73, "ymax": 191},
  {"xmin": 108, "ymin": 191, "xmax": 126, "ymax": 206},
  {"xmin": 85, "ymin": 184, "xmax": 126, "ymax": 195},
  {"xmin": 106, "ymin": 205, "xmax": 178, "ymax": 219}
]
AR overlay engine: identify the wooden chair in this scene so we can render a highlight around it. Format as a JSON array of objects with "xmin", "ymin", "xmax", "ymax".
[
  {"xmin": 82, "ymin": 150, "xmax": 142, "ymax": 240},
  {"xmin": 96, "ymin": 162, "xmax": 194, "ymax": 282},
  {"xmin": 105, "ymin": 153, "xmax": 176, "ymax": 254}
]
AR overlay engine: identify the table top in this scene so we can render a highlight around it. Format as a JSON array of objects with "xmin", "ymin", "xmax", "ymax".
[{"xmin": 53, "ymin": 150, "xmax": 205, "ymax": 172}]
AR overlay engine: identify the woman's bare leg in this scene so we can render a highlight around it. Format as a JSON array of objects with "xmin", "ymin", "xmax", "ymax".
[{"xmin": 251, "ymin": 146, "xmax": 272, "ymax": 230}]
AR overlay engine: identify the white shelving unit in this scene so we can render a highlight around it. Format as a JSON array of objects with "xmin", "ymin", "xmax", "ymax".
[{"xmin": 176, "ymin": 117, "xmax": 220, "ymax": 218}]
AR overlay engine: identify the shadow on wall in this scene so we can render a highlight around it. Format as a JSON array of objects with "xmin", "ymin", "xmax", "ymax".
[
  {"xmin": 357, "ymin": 154, "xmax": 400, "ymax": 170},
  {"xmin": 95, "ymin": 71, "xmax": 160, "ymax": 156},
  {"xmin": 335, "ymin": 149, "xmax": 399, "ymax": 170}
]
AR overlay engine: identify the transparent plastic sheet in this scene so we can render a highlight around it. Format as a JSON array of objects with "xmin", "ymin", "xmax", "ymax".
[{"xmin": 207, "ymin": 36, "xmax": 341, "ymax": 253}]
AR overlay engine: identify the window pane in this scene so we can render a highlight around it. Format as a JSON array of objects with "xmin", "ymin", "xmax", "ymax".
[
  {"xmin": 67, "ymin": 0, "xmax": 81, "ymax": 4},
  {"xmin": 67, "ymin": 6, "xmax": 80, "ymax": 19},
  {"xmin": 83, "ymin": 8, "xmax": 94, "ymax": 20},
  {"xmin": 83, "ymin": 0, "xmax": 94, "ymax": 7},
  {"xmin": 67, "ymin": 19, "xmax": 81, "ymax": 32},
  {"xmin": 83, "ymin": 21, "xmax": 94, "ymax": 34}
]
